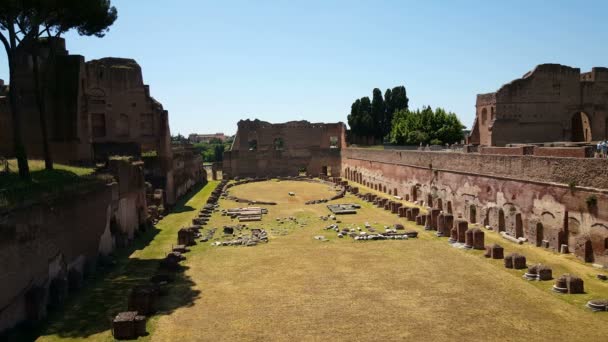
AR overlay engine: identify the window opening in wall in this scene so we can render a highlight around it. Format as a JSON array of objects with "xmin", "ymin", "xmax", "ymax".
[
  {"xmin": 469, "ymin": 204, "xmax": 477, "ymax": 224},
  {"xmin": 116, "ymin": 113, "xmax": 130, "ymax": 137},
  {"xmin": 92, "ymin": 113, "xmax": 106, "ymax": 138},
  {"xmin": 481, "ymin": 108, "xmax": 488, "ymax": 125},
  {"xmin": 248, "ymin": 140, "xmax": 258, "ymax": 151},
  {"xmin": 274, "ymin": 137, "xmax": 284, "ymax": 150},
  {"xmin": 329, "ymin": 136, "xmax": 339, "ymax": 148}
]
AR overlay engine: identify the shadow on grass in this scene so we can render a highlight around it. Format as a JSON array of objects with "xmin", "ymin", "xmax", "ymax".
[
  {"xmin": 0, "ymin": 168, "xmax": 102, "ymax": 210},
  {"xmin": 3, "ymin": 182, "xmax": 209, "ymax": 341}
]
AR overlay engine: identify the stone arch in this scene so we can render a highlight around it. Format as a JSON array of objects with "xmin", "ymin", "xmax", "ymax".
[
  {"xmin": 436, "ymin": 198, "xmax": 443, "ymax": 211},
  {"xmin": 535, "ymin": 222, "xmax": 544, "ymax": 247},
  {"xmin": 583, "ymin": 239, "xmax": 594, "ymax": 263},
  {"xmin": 447, "ymin": 201, "xmax": 453, "ymax": 214},
  {"xmin": 469, "ymin": 204, "xmax": 477, "ymax": 224},
  {"xmin": 498, "ymin": 209, "xmax": 505, "ymax": 232},
  {"xmin": 572, "ymin": 111, "xmax": 592, "ymax": 142},
  {"xmin": 515, "ymin": 213, "xmax": 523, "ymax": 238},
  {"xmin": 383, "ymin": 185, "xmax": 387, "ymax": 193}
]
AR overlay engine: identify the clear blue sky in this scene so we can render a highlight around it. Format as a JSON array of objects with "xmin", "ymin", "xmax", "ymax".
[{"xmin": 2, "ymin": 0, "xmax": 607, "ymax": 136}]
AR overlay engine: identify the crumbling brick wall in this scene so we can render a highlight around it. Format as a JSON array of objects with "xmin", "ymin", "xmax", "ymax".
[
  {"xmin": 223, "ymin": 119, "xmax": 345, "ymax": 178},
  {"xmin": 470, "ymin": 64, "xmax": 608, "ymax": 146},
  {"xmin": 342, "ymin": 148, "xmax": 608, "ymax": 266}
]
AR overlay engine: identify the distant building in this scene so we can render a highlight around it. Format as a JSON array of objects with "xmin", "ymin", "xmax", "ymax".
[
  {"xmin": 223, "ymin": 119, "xmax": 345, "ymax": 178},
  {"xmin": 188, "ymin": 133, "xmax": 227, "ymax": 143}
]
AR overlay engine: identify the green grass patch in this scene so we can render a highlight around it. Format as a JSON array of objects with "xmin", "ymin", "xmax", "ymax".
[{"xmin": 0, "ymin": 160, "xmax": 102, "ymax": 209}]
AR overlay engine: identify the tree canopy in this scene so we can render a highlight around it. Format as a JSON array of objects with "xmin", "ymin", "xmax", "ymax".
[
  {"xmin": 389, "ymin": 106, "xmax": 465, "ymax": 146},
  {"xmin": 347, "ymin": 85, "xmax": 408, "ymax": 140}
]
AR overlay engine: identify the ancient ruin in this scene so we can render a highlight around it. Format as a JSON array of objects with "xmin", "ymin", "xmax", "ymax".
[
  {"xmin": 223, "ymin": 119, "xmax": 345, "ymax": 178},
  {"xmin": 469, "ymin": 64, "xmax": 608, "ymax": 146}
]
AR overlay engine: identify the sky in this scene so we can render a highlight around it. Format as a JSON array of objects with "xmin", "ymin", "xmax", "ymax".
[{"xmin": 2, "ymin": 0, "xmax": 608, "ymax": 136}]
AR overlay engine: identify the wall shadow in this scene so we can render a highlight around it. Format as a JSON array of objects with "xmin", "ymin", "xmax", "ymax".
[{"xmin": 3, "ymin": 183, "xmax": 209, "ymax": 341}]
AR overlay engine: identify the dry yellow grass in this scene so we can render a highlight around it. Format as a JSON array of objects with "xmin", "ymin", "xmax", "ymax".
[{"xmin": 148, "ymin": 180, "xmax": 608, "ymax": 342}]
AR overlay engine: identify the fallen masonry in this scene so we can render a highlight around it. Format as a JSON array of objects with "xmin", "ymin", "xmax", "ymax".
[
  {"xmin": 327, "ymin": 203, "xmax": 361, "ymax": 215},
  {"xmin": 112, "ymin": 311, "xmax": 147, "ymax": 340},
  {"xmin": 213, "ymin": 229, "xmax": 268, "ymax": 247}
]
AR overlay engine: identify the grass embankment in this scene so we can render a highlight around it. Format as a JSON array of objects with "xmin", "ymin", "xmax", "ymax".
[
  {"xmin": 0, "ymin": 160, "xmax": 100, "ymax": 209},
  {"xmin": 9, "ymin": 181, "xmax": 218, "ymax": 342}
]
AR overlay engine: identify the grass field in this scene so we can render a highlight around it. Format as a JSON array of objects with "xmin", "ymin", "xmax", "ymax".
[
  {"xmin": 147, "ymin": 180, "xmax": 608, "ymax": 341},
  {"xmin": 17, "ymin": 179, "xmax": 608, "ymax": 341}
]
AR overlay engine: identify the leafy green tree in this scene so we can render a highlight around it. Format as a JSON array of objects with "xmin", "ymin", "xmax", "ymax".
[
  {"xmin": 347, "ymin": 85, "xmax": 409, "ymax": 143},
  {"xmin": 390, "ymin": 106, "xmax": 464, "ymax": 146}
]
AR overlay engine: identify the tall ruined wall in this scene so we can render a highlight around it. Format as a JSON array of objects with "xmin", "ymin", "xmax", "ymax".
[
  {"xmin": 224, "ymin": 119, "xmax": 345, "ymax": 178},
  {"xmin": 0, "ymin": 160, "xmax": 148, "ymax": 333},
  {"xmin": 171, "ymin": 146, "xmax": 204, "ymax": 200},
  {"xmin": 472, "ymin": 64, "xmax": 608, "ymax": 146},
  {"xmin": 0, "ymin": 38, "xmax": 92, "ymax": 163},
  {"xmin": 342, "ymin": 148, "xmax": 608, "ymax": 266},
  {"xmin": 0, "ymin": 184, "xmax": 112, "ymax": 332}
]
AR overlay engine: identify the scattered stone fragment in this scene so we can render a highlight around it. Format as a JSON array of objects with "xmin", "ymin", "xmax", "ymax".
[{"xmin": 587, "ymin": 299, "xmax": 608, "ymax": 311}]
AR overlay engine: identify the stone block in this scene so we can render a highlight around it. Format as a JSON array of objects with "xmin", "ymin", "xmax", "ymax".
[
  {"xmin": 464, "ymin": 229, "xmax": 474, "ymax": 248},
  {"xmin": 128, "ymin": 285, "xmax": 159, "ymax": 315},
  {"xmin": 113, "ymin": 311, "xmax": 138, "ymax": 340},
  {"xmin": 410, "ymin": 207, "xmax": 420, "ymax": 221},
  {"xmin": 430, "ymin": 208, "xmax": 441, "ymax": 230},
  {"xmin": 472, "ymin": 228, "xmax": 485, "ymax": 250},
  {"xmin": 504, "ymin": 253, "xmax": 526, "ymax": 269},
  {"xmin": 455, "ymin": 220, "xmax": 468, "ymax": 243}
]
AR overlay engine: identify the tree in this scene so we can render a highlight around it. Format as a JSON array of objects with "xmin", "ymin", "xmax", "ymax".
[
  {"xmin": 0, "ymin": 1, "xmax": 34, "ymax": 179},
  {"xmin": 172, "ymin": 134, "xmax": 187, "ymax": 143},
  {"xmin": 35, "ymin": 0, "xmax": 117, "ymax": 170},
  {"xmin": 0, "ymin": 0, "xmax": 117, "ymax": 176},
  {"xmin": 371, "ymin": 88, "xmax": 385, "ymax": 139},
  {"xmin": 213, "ymin": 144, "xmax": 224, "ymax": 162},
  {"xmin": 347, "ymin": 85, "xmax": 409, "ymax": 144},
  {"xmin": 390, "ymin": 106, "xmax": 464, "ymax": 146}
]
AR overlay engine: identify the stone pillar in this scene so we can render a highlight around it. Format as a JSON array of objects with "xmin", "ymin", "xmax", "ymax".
[
  {"xmin": 437, "ymin": 213, "xmax": 446, "ymax": 236},
  {"xmin": 417, "ymin": 214, "xmax": 426, "ymax": 226},
  {"xmin": 410, "ymin": 208, "xmax": 420, "ymax": 221},
  {"xmin": 464, "ymin": 229, "xmax": 474, "ymax": 248},
  {"xmin": 430, "ymin": 208, "xmax": 441, "ymax": 230},
  {"xmin": 455, "ymin": 219, "xmax": 468, "ymax": 243},
  {"xmin": 442, "ymin": 214, "xmax": 454, "ymax": 237},
  {"xmin": 424, "ymin": 214, "xmax": 432, "ymax": 230},
  {"xmin": 472, "ymin": 228, "xmax": 485, "ymax": 250},
  {"xmin": 484, "ymin": 244, "xmax": 504, "ymax": 259},
  {"xmin": 398, "ymin": 207, "xmax": 406, "ymax": 217}
]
